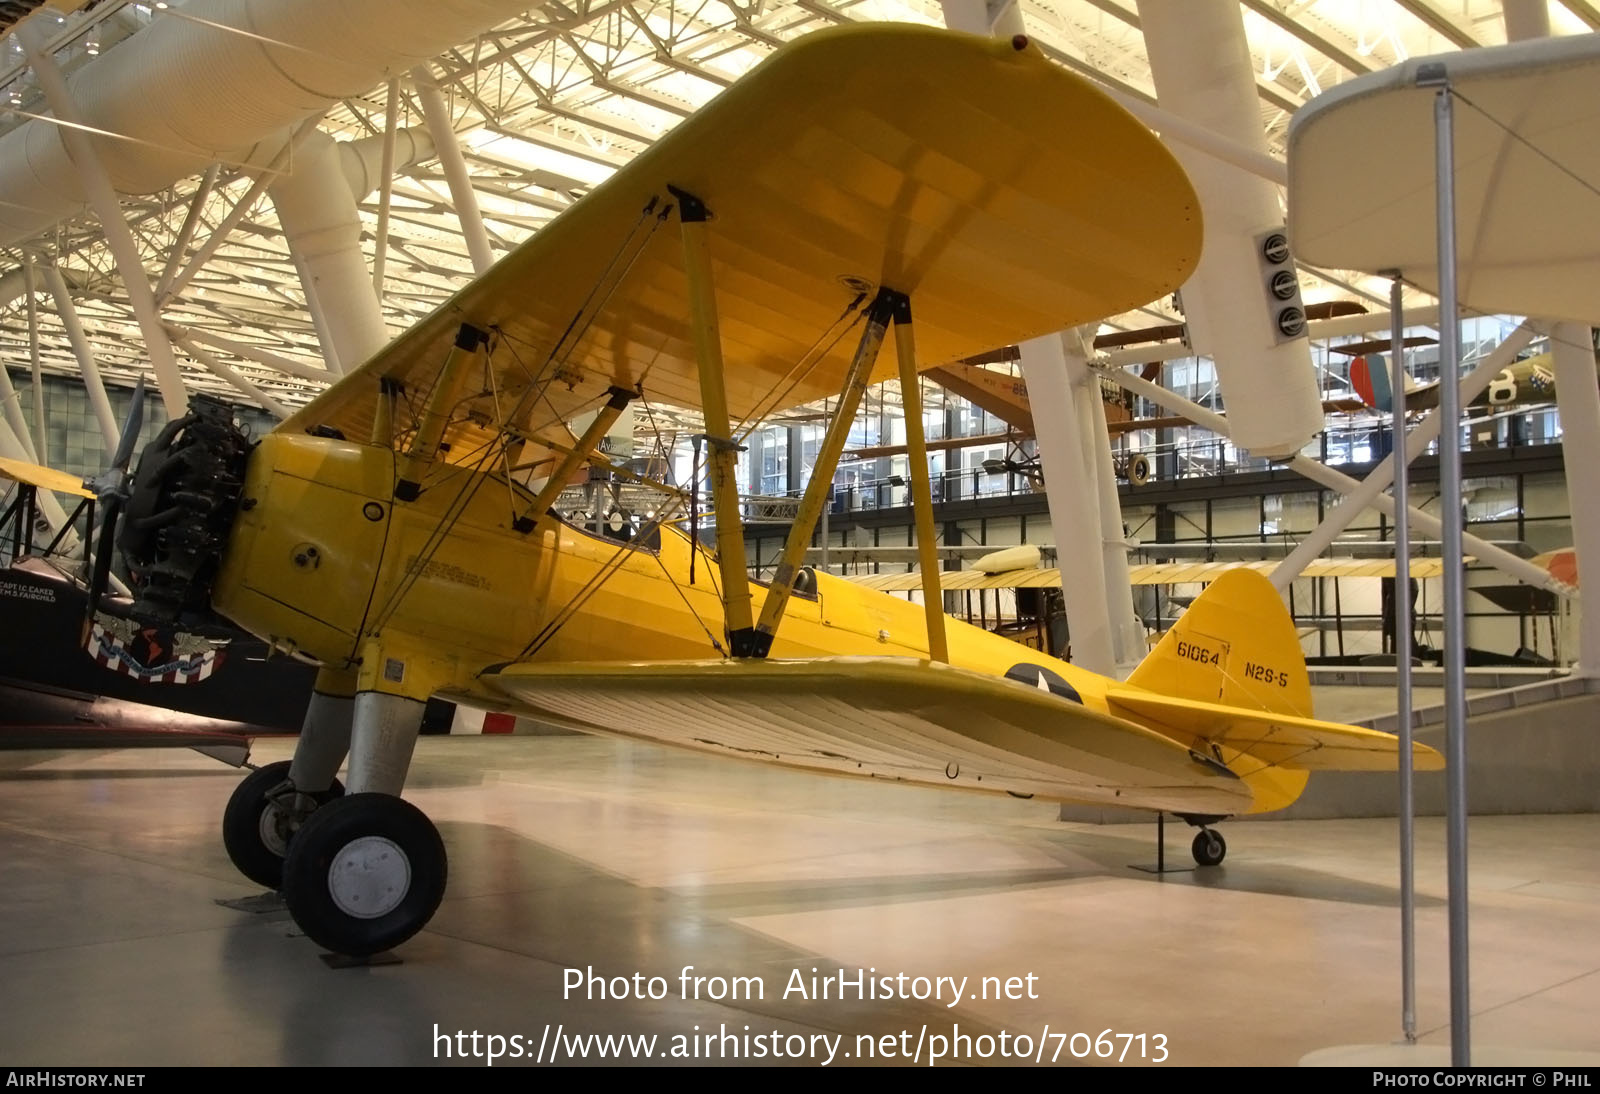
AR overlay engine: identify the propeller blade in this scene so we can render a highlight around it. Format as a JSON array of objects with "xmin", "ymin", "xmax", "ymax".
[
  {"xmin": 109, "ymin": 379, "xmax": 146, "ymax": 474},
  {"xmin": 84, "ymin": 498, "xmax": 121, "ymax": 623}
]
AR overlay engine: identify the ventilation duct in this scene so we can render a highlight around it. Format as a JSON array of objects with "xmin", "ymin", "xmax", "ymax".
[{"xmin": 0, "ymin": 0, "xmax": 536, "ymax": 246}]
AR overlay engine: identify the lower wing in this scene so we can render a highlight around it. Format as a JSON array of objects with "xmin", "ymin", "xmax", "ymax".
[{"xmin": 481, "ymin": 657, "xmax": 1252, "ymax": 815}]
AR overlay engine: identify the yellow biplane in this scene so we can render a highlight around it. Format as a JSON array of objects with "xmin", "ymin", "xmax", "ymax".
[{"xmin": 44, "ymin": 25, "xmax": 1438, "ymax": 957}]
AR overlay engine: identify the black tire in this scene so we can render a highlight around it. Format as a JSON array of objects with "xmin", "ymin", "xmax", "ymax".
[
  {"xmin": 1192, "ymin": 829, "xmax": 1227, "ymax": 867},
  {"xmin": 221, "ymin": 760, "xmax": 344, "ymax": 890},
  {"xmin": 281, "ymin": 793, "xmax": 447, "ymax": 957}
]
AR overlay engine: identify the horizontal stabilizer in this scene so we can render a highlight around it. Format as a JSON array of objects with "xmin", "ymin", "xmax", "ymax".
[
  {"xmin": 1105, "ymin": 686, "xmax": 1442, "ymax": 772},
  {"xmin": 483, "ymin": 657, "xmax": 1252, "ymax": 814}
]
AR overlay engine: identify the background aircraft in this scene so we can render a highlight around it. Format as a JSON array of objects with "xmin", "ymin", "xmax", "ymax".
[
  {"xmin": 0, "ymin": 556, "xmax": 313, "ymax": 761},
  {"xmin": 1350, "ymin": 351, "xmax": 1558, "ymax": 414},
  {"xmin": 0, "ymin": 386, "xmax": 317, "ymax": 757}
]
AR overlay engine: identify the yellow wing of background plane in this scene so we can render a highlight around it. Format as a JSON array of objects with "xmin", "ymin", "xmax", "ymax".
[
  {"xmin": 845, "ymin": 557, "xmax": 1455, "ymax": 593},
  {"xmin": 277, "ymin": 24, "xmax": 1201, "ymax": 455},
  {"xmin": 480, "ymin": 657, "xmax": 1252, "ymax": 814},
  {"xmin": 0, "ymin": 455, "xmax": 92, "ymax": 499}
]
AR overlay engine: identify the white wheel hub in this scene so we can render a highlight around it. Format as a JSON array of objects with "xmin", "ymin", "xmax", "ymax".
[
  {"xmin": 258, "ymin": 804, "xmax": 289, "ymax": 858},
  {"xmin": 327, "ymin": 836, "xmax": 411, "ymax": 919}
]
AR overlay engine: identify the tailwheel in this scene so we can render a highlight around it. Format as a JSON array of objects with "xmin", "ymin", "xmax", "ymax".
[
  {"xmin": 281, "ymin": 793, "xmax": 447, "ymax": 957},
  {"xmin": 222, "ymin": 760, "xmax": 344, "ymax": 889},
  {"xmin": 1191, "ymin": 829, "xmax": 1227, "ymax": 868}
]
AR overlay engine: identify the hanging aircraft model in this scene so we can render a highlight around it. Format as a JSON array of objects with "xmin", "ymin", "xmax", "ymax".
[
  {"xmin": 21, "ymin": 26, "xmax": 1439, "ymax": 958},
  {"xmin": 1350, "ymin": 350, "xmax": 1558, "ymax": 414}
]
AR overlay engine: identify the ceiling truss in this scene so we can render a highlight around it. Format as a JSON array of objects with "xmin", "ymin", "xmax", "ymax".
[{"xmin": 0, "ymin": 0, "xmax": 1579, "ymax": 441}]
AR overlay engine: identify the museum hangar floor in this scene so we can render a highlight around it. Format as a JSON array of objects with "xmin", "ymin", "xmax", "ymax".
[{"xmin": 0, "ymin": 731, "xmax": 1596, "ymax": 1067}]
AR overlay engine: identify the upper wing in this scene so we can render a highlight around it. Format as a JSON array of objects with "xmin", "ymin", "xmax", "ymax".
[
  {"xmin": 482, "ymin": 656, "xmax": 1250, "ymax": 815},
  {"xmin": 0, "ymin": 455, "xmax": 92, "ymax": 499},
  {"xmin": 279, "ymin": 25, "xmax": 1200, "ymax": 457},
  {"xmin": 1105, "ymin": 685, "xmax": 1444, "ymax": 773}
]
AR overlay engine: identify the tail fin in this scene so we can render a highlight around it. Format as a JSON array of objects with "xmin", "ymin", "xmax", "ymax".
[
  {"xmin": 1349, "ymin": 354, "xmax": 1392, "ymax": 412},
  {"xmin": 1125, "ymin": 568, "xmax": 1311, "ymax": 720},
  {"xmin": 1117, "ymin": 569, "xmax": 1440, "ymax": 812}
]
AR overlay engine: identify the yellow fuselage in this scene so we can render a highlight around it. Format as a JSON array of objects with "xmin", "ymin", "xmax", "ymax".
[{"xmin": 212, "ymin": 435, "xmax": 1305, "ymax": 813}]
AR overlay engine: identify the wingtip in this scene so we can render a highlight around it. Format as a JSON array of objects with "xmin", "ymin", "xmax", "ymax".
[{"xmin": 1412, "ymin": 743, "xmax": 1447, "ymax": 772}]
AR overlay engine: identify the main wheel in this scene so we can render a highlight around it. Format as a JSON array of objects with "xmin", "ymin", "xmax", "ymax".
[
  {"xmin": 281, "ymin": 793, "xmax": 447, "ymax": 957},
  {"xmin": 221, "ymin": 760, "xmax": 344, "ymax": 889},
  {"xmin": 1192, "ymin": 829, "xmax": 1227, "ymax": 867}
]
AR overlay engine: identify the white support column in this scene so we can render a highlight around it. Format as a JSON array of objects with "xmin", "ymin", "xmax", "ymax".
[
  {"xmin": 1138, "ymin": 0, "xmax": 1323, "ymax": 459},
  {"xmin": 1499, "ymin": 1, "xmax": 1595, "ymax": 673},
  {"xmin": 1020, "ymin": 335, "xmax": 1117, "ymax": 676},
  {"xmin": 938, "ymin": 0, "xmax": 1123, "ymax": 673},
  {"xmin": 18, "ymin": 24, "xmax": 189, "ymax": 421},
  {"xmin": 1551, "ymin": 322, "xmax": 1600, "ymax": 673},
  {"xmin": 22, "ymin": 256, "xmax": 46, "ymax": 467},
  {"xmin": 413, "ymin": 70, "xmax": 494, "ymax": 275},
  {"xmin": 938, "ymin": 0, "xmax": 1021, "ymax": 33},
  {"xmin": 0, "ymin": 362, "xmax": 39, "ymax": 465},
  {"xmin": 944, "ymin": 0, "xmax": 1286, "ymax": 187},
  {"xmin": 373, "ymin": 78, "xmax": 401, "ymax": 300},
  {"xmin": 1272, "ymin": 322, "xmax": 1539, "ymax": 588},
  {"xmin": 292, "ymin": 248, "xmax": 345, "ymax": 377},
  {"xmin": 1063, "ymin": 329, "xmax": 1144, "ymax": 671},
  {"xmin": 44, "ymin": 264, "xmax": 119, "ymax": 452},
  {"xmin": 1501, "ymin": 0, "xmax": 1551, "ymax": 40}
]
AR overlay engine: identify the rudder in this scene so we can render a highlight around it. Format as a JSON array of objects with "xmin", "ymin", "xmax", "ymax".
[
  {"xmin": 1126, "ymin": 568, "xmax": 1312, "ymax": 721},
  {"xmin": 1349, "ymin": 354, "xmax": 1392, "ymax": 412}
]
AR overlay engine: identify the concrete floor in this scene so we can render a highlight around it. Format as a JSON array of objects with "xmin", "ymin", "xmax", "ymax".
[{"xmin": 0, "ymin": 735, "xmax": 1597, "ymax": 1067}]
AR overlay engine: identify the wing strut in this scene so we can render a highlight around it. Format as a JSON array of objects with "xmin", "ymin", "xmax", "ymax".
[
  {"xmin": 891, "ymin": 294, "xmax": 949, "ymax": 663},
  {"xmin": 673, "ymin": 185, "xmax": 758, "ymax": 655},
  {"xmin": 750, "ymin": 288, "xmax": 896, "ymax": 656},
  {"xmin": 0, "ymin": 481, "xmax": 39, "ymax": 559},
  {"xmin": 513, "ymin": 385, "xmax": 637, "ymax": 534},
  {"xmin": 395, "ymin": 323, "xmax": 489, "ymax": 501}
]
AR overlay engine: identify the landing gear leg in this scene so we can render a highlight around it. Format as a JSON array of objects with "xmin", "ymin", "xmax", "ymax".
[
  {"xmin": 221, "ymin": 676, "xmax": 354, "ymax": 888},
  {"xmin": 222, "ymin": 761, "xmax": 344, "ymax": 889},
  {"xmin": 1159, "ymin": 813, "xmax": 1228, "ymax": 869},
  {"xmin": 281, "ymin": 692, "xmax": 445, "ymax": 956}
]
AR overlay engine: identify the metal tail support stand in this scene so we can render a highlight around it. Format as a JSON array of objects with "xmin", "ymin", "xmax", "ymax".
[{"xmin": 1129, "ymin": 813, "xmax": 1194, "ymax": 875}]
